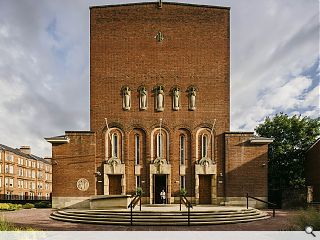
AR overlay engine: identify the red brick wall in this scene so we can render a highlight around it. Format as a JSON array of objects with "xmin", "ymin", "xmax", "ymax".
[
  {"xmin": 90, "ymin": 3, "xmax": 230, "ymax": 196},
  {"xmin": 51, "ymin": 132, "xmax": 96, "ymax": 197},
  {"xmin": 224, "ymin": 133, "xmax": 268, "ymax": 198},
  {"xmin": 306, "ymin": 140, "xmax": 320, "ymax": 201}
]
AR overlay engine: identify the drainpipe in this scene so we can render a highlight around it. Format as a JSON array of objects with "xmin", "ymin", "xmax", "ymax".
[{"xmin": 223, "ymin": 134, "xmax": 227, "ymax": 204}]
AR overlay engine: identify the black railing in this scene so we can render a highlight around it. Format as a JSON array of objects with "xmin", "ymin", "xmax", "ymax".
[
  {"xmin": 127, "ymin": 194, "xmax": 142, "ymax": 226},
  {"xmin": 246, "ymin": 193, "xmax": 276, "ymax": 217},
  {"xmin": 0, "ymin": 194, "xmax": 51, "ymax": 204},
  {"xmin": 180, "ymin": 195, "xmax": 193, "ymax": 226}
]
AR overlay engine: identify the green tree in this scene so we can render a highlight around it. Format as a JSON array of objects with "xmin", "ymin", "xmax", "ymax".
[{"xmin": 255, "ymin": 113, "xmax": 320, "ymax": 189}]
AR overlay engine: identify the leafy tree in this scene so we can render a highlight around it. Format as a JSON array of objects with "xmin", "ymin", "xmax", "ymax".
[{"xmin": 255, "ymin": 113, "xmax": 320, "ymax": 189}]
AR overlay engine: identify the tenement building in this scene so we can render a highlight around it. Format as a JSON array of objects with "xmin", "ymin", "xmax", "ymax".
[
  {"xmin": 0, "ymin": 145, "xmax": 52, "ymax": 200},
  {"xmin": 46, "ymin": 2, "xmax": 273, "ymax": 208}
]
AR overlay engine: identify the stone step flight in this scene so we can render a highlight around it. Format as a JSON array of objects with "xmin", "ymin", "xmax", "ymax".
[{"xmin": 50, "ymin": 207, "xmax": 270, "ymax": 226}]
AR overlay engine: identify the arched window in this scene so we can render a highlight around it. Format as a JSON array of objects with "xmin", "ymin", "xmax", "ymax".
[
  {"xmin": 112, "ymin": 133, "xmax": 118, "ymax": 158},
  {"xmin": 135, "ymin": 134, "xmax": 140, "ymax": 165},
  {"xmin": 156, "ymin": 133, "xmax": 163, "ymax": 158},
  {"xmin": 180, "ymin": 135, "xmax": 185, "ymax": 165},
  {"xmin": 201, "ymin": 134, "xmax": 208, "ymax": 158}
]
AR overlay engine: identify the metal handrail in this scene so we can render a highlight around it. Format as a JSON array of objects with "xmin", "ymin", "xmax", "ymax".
[
  {"xmin": 246, "ymin": 193, "xmax": 276, "ymax": 217},
  {"xmin": 127, "ymin": 194, "xmax": 142, "ymax": 226},
  {"xmin": 180, "ymin": 195, "xmax": 193, "ymax": 226}
]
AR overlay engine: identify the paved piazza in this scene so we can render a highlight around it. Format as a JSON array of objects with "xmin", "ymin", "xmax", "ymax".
[{"xmin": 1, "ymin": 208, "xmax": 295, "ymax": 231}]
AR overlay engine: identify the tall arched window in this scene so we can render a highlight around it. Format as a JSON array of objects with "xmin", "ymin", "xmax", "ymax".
[
  {"xmin": 156, "ymin": 133, "xmax": 163, "ymax": 158},
  {"xmin": 135, "ymin": 134, "xmax": 140, "ymax": 165},
  {"xmin": 112, "ymin": 133, "xmax": 118, "ymax": 158},
  {"xmin": 180, "ymin": 135, "xmax": 185, "ymax": 165},
  {"xmin": 201, "ymin": 134, "xmax": 208, "ymax": 158}
]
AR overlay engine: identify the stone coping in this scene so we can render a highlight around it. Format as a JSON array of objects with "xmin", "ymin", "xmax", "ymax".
[
  {"xmin": 65, "ymin": 205, "xmax": 255, "ymax": 212},
  {"xmin": 90, "ymin": 195, "xmax": 131, "ymax": 200}
]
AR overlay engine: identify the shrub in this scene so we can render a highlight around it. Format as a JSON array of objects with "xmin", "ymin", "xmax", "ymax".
[
  {"xmin": 23, "ymin": 203, "xmax": 35, "ymax": 209},
  {"xmin": 34, "ymin": 201, "xmax": 51, "ymax": 208},
  {"xmin": 180, "ymin": 188, "xmax": 187, "ymax": 197},
  {"xmin": 286, "ymin": 208, "xmax": 320, "ymax": 230},
  {"xmin": 0, "ymin": 203, "xmax": 22, "ymax": 211},
  {"xmin": 136, "ymin": 187, "xmax": 144, "ymax": 196}
]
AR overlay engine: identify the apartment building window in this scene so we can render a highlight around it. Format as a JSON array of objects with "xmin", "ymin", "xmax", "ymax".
[
  {"xmin": 31, "ymin": 170, "xmax": 35, "ymax": 179},
  {"xmin": 9, "ymin": 178, "xmax": 14, "ymax": 188},
  {"xmin": 180, "ymin": 135, "xmax": 185, "ymax": 165},
  {"xmin": 45, "ymin": 193, "xmax": 50, "ymax": 200},
  {"xmin": 9, "ymin": 165, "xmax": 13, "ymax": 174},
  {"xmin": 5, "ymin": 153, "xmax": 13, "ymax": 162},
  {"xmin": 0, "ymin": 164, "xmax": 2, "ymax": 173},
  {"xmin": 45, "ymin": 183, "xmax": 49, "ymax": 190},
  {"xmin": 28, "ymin": 160, "xmax": 31, "ymax": 167},
  {"xmin": 5, "ymin": 177, "xmax": 8, "ymax": 187},
  {"xmin": 18, "ymin": 180, "xmax": 24, "ymax": 188},
  {"xmin": 0, "ymin": 177, "xmax": 2, "ymax": 188},
  {"xmin": 38, "ymin": 192, "xmax": 42, "ymax": 200},
  {"xmin": 180, "ymin": 175, "xmax": 186, "ymax": 190},
  {"xmin": 5, "ymin": 164, "xmax": 8, "ymax": 173},
  {"xmin": 6, "ymin": 191, "xmax": 12, "ymax": 200},
  {"xmin": 18, "ymin": 158, "xmax": 23, "ymax": 165},
  {"xmin": 30, "ymin": 192, "xmax": 35, "ymax": 200},
  {"xmin": 18, "ymin": 167, "xmax": 23, "ymax": 177},
  {"xmin": 28, "ymin": 169, "xmax": 31, "ymax": 178},
  {"xmin": 24, "ymin": 180, "xmax": 28, "ymax": 189},
  {"xmin": 38, "ymin": 183, "xmax": 43, "ymax": 189},
  {"xmin": 135, "ymin": 134, "xmax": 140, "ymax": 165},
  {"xmin": 19, "ymin": 192, "xmax": 24, "ymax": 200},
  {"xmin": 31, "ymin": 161, "xmax": 36, "ymax": 168},
  {"xmin": 45, "ymin": 173, "xmax": 49, "ymax": 181}
]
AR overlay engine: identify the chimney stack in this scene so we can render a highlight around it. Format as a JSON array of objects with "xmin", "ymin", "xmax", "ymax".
[{"xmin": 20, "ymin": 146, "xmax": 31, "ymax": 155}]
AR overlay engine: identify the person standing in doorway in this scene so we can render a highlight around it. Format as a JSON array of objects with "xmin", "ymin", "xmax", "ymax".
[{"xmin": 160, "ymin": 189, "xmax": 166, "ymax": 204}]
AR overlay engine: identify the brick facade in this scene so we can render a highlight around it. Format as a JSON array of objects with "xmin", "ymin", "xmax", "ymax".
[
  {"xmin": 306, "ymin": 139, "xmax": 320, "ymax": 202},
  {"xmin": 224, "ymin": 133, "xmax": 269, "ymax": 206},
  {"xmin": 47, "ymin": 2, "xmax": 271, "ymax": 208}
]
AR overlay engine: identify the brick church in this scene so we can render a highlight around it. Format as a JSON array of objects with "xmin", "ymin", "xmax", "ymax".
[{"xmin": 46, "ymin": 1, "xmax": 273, "ymax": 209}]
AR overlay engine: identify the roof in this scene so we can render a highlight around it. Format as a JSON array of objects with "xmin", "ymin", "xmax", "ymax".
[
  {"xmin": 89, "ymin": 2, "xmax": 230, "ymax": 10},
  {"xmin": 0, "ymin": 144, "xmax": 51, "ymax": 164},
  {"xmin": 306, "ymin": 138, "xmax": 320, "ymax": 152},
  {"xmin": 225, "ymin": 132, "xmax": 254, "ymax": 135},
  {"xmin": 44, "ymin": 135, "xmax": 69, "ymax": 144},
  {"xmin": 249, "ymin": 136, "xmax": 274, "ymax": 144}
]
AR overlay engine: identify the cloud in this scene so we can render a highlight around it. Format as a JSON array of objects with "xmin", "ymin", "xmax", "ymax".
[{"xmin": 0, "ymin": 0, "xmax": 318, "ymax": 157}]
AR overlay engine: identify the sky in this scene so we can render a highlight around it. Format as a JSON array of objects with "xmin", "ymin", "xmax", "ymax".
[{"xmin": 0, "ymin": 0, "xmax": 319, "ymax": 157}]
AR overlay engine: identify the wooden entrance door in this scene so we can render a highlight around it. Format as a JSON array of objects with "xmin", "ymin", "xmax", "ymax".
[
  {"xmin": 109, "ymin": 175, "xmax": 122, "ymax": 195},
  {"xmin": 199, "ymin": 175, "xmax": 211, "ymax": 204}
]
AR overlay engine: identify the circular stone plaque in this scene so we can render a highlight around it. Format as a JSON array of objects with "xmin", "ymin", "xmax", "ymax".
[{"xmin": 76, "ymin": 178, "xmax": 89, "ymax": 191}]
